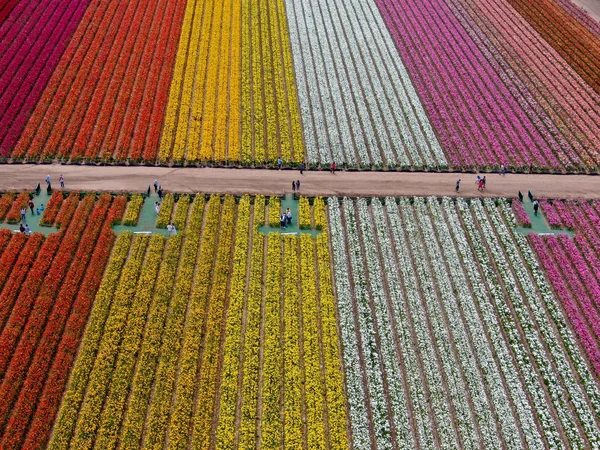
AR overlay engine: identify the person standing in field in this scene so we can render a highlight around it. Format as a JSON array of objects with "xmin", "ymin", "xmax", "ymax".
[
  {"xmin": 299, "ymin": 162, "xmax": 305, "ymax": 175},
  {"xmin": 24, "ymin": 224, "xmax": 31, "ymax": 236},
  {"xmin": 277, "ymin": 158, "xmax": 282, "ymax": 170},
  {"xmin": 28, "ymin": 199, "xmax": 34, "ymax": 215},
  {"xmin": 153, "ymin": 180, "xmax": 159, "ymax": 193},
  {"xmin": 456, "ymin": 179, "xmax": 461, "ymax": 193},
  {"xmin": 296, "ymin": 180, "xmax": 300, "ymax": 192},
  {"xmin": 59, "ymin": 174, "xmax": 64, "ymax": 188},
  {"xmin": 331, "ymin": 162, "xmax": 336, "ymax": 174},
  {"xmin": 292, "ymin": 181, "xmax": 296, "ymax": 193},
  {"xmin": 155, "ymin": 202, "xmax": 160, "ymax": 215},
  {"xmin": 20, "ymin": 207, "xmax": 26, "ymax": 222},
  {"xmin": 482, "ymin": 176, "xmax": 486, "ymax": 190},
  {"xmin": 533, "ymin": 200, "xmax": 540, "ymax": 216}
]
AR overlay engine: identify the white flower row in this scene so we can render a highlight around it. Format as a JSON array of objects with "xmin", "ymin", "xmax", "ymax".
[
  {"xmin": 372, "ymin": 199, "xmax": 436, "ymax": 448},
  {"xmin": 401, "ymin": 198, "xmax": 479, "ymax": 449},
  {"xmin": 442, "ymin": 198, "xmax": 542, "ymax": 449},
  {"xmin": 356, "ymin": 198, "xmax": 414, "ymax": 448},
  {"xmin": 342, "ymin": 198, "xmax": 392, "ymax": 448},
  {"xmin": 457, "ymin": 198, "xmax": 564, "ymax": 448},
  {"xmin": 328, "ymin": 197, "xmax": 371, "ymax": 449},
  {"xmin": 284, "ymin": 0, "xmax": 447, "ymax": 167},
  {"xmin": 416, "ymin": 197, "xmax": 506, "ymax": 449},
  {"xmin": 388, "ymin": 199, "xmax": 460, "ymax": 448},
  {"xmin": 490, "ymin": 199, "xmax": 600, "ymax": 445}
]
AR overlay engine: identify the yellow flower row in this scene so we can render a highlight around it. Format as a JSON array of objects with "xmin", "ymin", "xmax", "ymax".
[
  {"xmin": 227, "ymin": 0, "xmax": 242, "ymax": 162},
  {"xmin": 313, "ymin": 196, "xmax": 327, "ymax": 230},
  {"xmin": 261, "ymin": 233, "xmax": 282, "ymax": 447},
  {"xmin": 192, "ymin": 196, "xmax": 236, "ymax": 448},
  {"xmin": 119, "ymin": 230, "xmax": 186, "ymax": 449},
  {"xmin": 261, "ymin": 0, "xmax": 278, "ymax": 163},
  {"xmin": 48, "ymin": 233, "xmax": 132, "ymax": 450},
  {"xmin": 122, "ymin": 194, "xmax": 144, "ymax": 226},
  {"xmin": 298, "ymin": 197, "xmax": 311, "ymax": 229},
  {"xmin": 164, "ymin": 195, "xmax": 217, "ymax": 449},
  {"xmin": 241, "ymin": 0, "xmax": 252, "ymax": 163},
  {"xmin": 158, "ymin": 0, "xmax": 198, "ymax": 161},
  {"xmin": 317, "ymin": 231, "xmax": 349, "ymax": 448},
  {"xmin": 215, "ymin": 196, "xmax": 251, "ymax": 448},
  {"xmin": 156, "ymin": 193, "xmax": 174, "ymax": 228},
  {"xmin": 93, "ymin": 235, "xmax": 166, "ymax": 449},
  {"xmin": 173, "ymin": 194, "xmax": 190, "ymax": 229},
  {"xmin": 197, "ymin": 0, "xmax": 225, "ymax": 161},
  {"xmin": 144, "ymin": 196, "xmax": 207, "ymax": 449},
  {"xmin": 68, "ymin": 235, "xmax": 150, "ymax": 450},
  {"xmin": 300, "ymin": 234, "xmax": 326, "ymax": 449},
  {"xmin": 283, "ymin": 235, "xmax": 303, "ymax": 448},
  {"xmin": 268, "ymin": 195, "xmax": 281, "ymax": 227},
  {"xmin": 238, "ymin": 197, "xmax": 265, "ymax": 448}
]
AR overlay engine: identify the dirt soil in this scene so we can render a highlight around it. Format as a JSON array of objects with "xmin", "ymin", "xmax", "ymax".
[{"xmin": 1, "ymin": 165, "xmax": 600, "ymax": 199}]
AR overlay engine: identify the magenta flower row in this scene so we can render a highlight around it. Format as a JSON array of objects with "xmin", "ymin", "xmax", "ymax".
[{"xmin": 512, "ymin": 200, "xmax": 531, "ymax": 227}]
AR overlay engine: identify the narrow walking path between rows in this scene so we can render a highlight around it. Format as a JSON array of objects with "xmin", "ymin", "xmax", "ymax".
[{"xmin": 1, "ymin": 165, "xmax": 600, "ymax": 199}]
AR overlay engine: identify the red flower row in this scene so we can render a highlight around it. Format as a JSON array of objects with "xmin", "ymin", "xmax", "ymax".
[
  {"xmin": 17, "ymin": 196, "xmax": 126, "ymax": 450},
  {"xmin": 39, "ymin": 191, "xmax": 64, "ymax": 226},
  {"xmin": 0, "ymin": 193, "xmax": 15, "ymax": 221},
  {"xmin": 0, "ymin": 194, "xmax": 95, "ymax": 432},
  {"xmin": 0, "ymin": 233, "xmax": 28, "ymax": 297},
  {"xmin": 0, "ymin": 234, "xmax": 44, "ymax": 332},
  {"xmin": 54, "ymin": 192, "xmax": 80, "ymax": 228},
  {"xmin": 0, "ymin": 194, "xmax": 113, "ymax": 445}
]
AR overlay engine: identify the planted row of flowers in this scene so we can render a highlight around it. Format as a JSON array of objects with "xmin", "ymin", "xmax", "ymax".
[
  {"xmin": 190, "ymin": 196, "xmax": 235, "ymax": 447},
  {"xmin": 238, "ymin": 197, "xmax": 265, "ymax": 449},
  {"xmin": 0, "ymin": 194, "xmax": 15, "ymax": 221},
  {"xmin": 40, "ymin": 191, "xmax": 64, "ymax": 226},
  {"xmin": 216, "ymin": 196, "xmax": 251, "ymax": 448},
  {"xmin": 314, "ymin": 215, "xmax": 348, "ymax": 449},
  {"xmin": 298, "ymin": 197, "xmax": 311, "ymax": 229},
  {"xmin": 156, "ymin": 193, "xmax": 174, "ymax": 228},
  {"xmin": 122, "ymin": 195, "xmax": 144, "ymax": 226},
  {"xmin": 164, "ymin": 195, "xmax": 219, "ymax": 449},
  {"xmin": 144, "ymin": 195, "xmax": 210, "ymax": 449},
  {"xmin": 5, "ymin": 192, "xmax": 31, "ymax": 223},
  {"xmin": 512, "ymin": 199, "xmax": 531, "ymax": 227}
]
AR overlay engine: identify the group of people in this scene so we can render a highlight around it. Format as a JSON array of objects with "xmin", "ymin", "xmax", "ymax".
[
  {"xmin": 280, "ymin": 208, "xmax": 293, "ymax": 228},
  {"xmin": 166, "ymin": 223, "xmax": 178, "ymax": 236},
  {"xmin": 292, "ymin": 180, "xmax": 301, "ymax": 192},
  {"xmin": 18, "ymin": 198, "xmax": 45, "ymax": 235},
  {"xmin": 45, "ymin": 174, "xmax": 65, "ymax": 189},
  {"xmin": 455, "ymin": 175, "xmax": 488, "ymax": 193},
  {"xmin": 476, "ymin": 175, "xmax": 487, "ymax": 191}
]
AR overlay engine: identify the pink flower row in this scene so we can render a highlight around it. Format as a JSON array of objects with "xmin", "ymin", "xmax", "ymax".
[{"xmin": 512, "ymin": 200, "xmax": 531, "ymax": 227}]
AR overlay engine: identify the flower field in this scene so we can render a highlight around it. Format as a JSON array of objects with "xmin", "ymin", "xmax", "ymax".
[
  {"xmin": 329, "ymin": 196, "xmax": 600, "ymax": 448},
  {"xmin": 0, "ymin": 0, "xmax": 598, "ymax": 170},
  {"xmin": 2, "ymin": 189, "xmax": 600, "ymax": 448}
]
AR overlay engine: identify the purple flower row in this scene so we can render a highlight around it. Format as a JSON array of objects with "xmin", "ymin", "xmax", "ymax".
[{"xmin": 0, "ymin": 0, "xmax": 91, "ymax": 156}]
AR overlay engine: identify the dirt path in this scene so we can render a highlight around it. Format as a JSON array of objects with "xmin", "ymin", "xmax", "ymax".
[{"xmin": 3, "ymin": 165, "xmax": 600, "ymax": 199}]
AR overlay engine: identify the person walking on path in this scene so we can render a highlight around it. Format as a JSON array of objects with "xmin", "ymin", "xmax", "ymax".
[
  {"xmin": 154, "ymin": 180, "xmax": 159, "ymax": 193},
  {"xmin": 287, "ymin": 209, "xmax": 292, "ymax": 225},
  {"xmin": 277, "ymin": 158, "xmax": 282, "ymax": 170},
  {"xmin": 482, "ymin": 176, "xmax": 486, "ymax": 190},
  {"xmin": 296, "ymin": 180, "xmax": 300, "ymax": 192},
  {"xmin": 299, "ymin": 163, "xmax": 305, "ymax": 175},
  {"xmin": 280, "ymin": 214, "xmax": 286, "ymax": 228},
  {"xmin": 330, "ymin": 162, "xmax": 336, "ymax": 174},
  {"xmin": 155, "ymin": 202, "xmax": 160, "ymax": 215},
  {"xmin": 20, "ymin": 207, "xmax": 26, "ymax": 222},
  {"xmin": 59, "ymin": 174, "xmax": 65, "ymax": 189},
  {"xmin": 45, "ymin": 175, "xmax": 51, "ymax": 186},
  {"xmin": 533, "ymin": 200, "xmax": 540, "ymax": 216},
  {"xmin": 456, "ymin": 179, "xmax": 461, "ymax": 193},
  {"xmin": 292, "ymin": 181, "xmax": 296, "ymax": 193},
  {"xmin": 158, "ymin": 187, "xmax": 163, "ymax": 200},
  {"xmin": 500, "ymin": 165, "xmax": 505, "ymax": 176},
  {"xmin": 478, "ymin": 179, "xmax": 484, "ymax": 191},
  {"xmin": 28, "ymin": 199, "xmax": 34, "ymax": 215}
]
